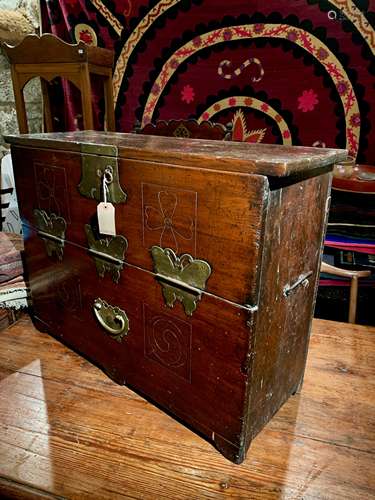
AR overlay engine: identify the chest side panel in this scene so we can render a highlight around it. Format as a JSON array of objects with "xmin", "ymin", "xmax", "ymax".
[
  {"xmin": 244, "ymin": 172, "xmax": 331, "ymax": 452},
  {"xmin": 11, "ymin": 145, "xmax": 268, "ymax": 306}
]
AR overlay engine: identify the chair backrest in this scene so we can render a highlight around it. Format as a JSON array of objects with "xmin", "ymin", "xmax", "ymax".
[
  {"xmin": 1, "ymin": 33, "xmax": 113, "ymax": 67},
  {"xmin": 135, "ymin": 119, "xmax": 232, "ymax": 141}
]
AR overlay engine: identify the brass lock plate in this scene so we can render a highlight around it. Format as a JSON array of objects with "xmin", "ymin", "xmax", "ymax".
[{"xmin": 78, "ymin": 155, "xmax": 126, "ymax": 204}]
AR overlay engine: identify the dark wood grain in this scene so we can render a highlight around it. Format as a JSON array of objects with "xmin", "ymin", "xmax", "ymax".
[
  {"xmin": 244, "ymin": 173, "xmax": 332, "ymax": 455},
  {"xmin": 0, "ymin": 316, "xmax": 373, "ymax": 499}
]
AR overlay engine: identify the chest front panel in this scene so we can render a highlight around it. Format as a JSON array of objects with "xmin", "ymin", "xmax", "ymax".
[
  {"xmin": 24, "ymin": 226, "xmax": 252, "ymax": 448},
  {"xmin": 12, "ymin": 145, "xmax": 268, "ymax": 306}
]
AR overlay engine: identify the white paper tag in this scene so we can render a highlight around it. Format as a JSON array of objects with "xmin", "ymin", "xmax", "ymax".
[{"xmin": 97, "ymin": 202, "xmax": 116, "ymax": 236}]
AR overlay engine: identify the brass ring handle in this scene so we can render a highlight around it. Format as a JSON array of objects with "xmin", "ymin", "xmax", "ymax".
[
  {"xmin": 94, "ymin": 307, "xmax": 125, "ymax": 334},
  {"xmin": 93, "ymin": 298, "xmax": 129, "ymax": 342}
]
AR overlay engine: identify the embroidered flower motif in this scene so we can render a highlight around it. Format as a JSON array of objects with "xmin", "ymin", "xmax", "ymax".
[
  {"xmin": 74, "ymin": 23, "xmax": 97, "ymax": 46},
  {"xmin": 123, "ymin": 0, "xmax": 132, "ymax": 17},
  {"xmin": 337, "ymin": 81, "xmax": 349, "ymax": 96},
  {"xmin": 202, "ymin": 112, "xmax": 209, "ymax": 120},
  {"xmin": 145, "ymin": 191, "xmax": 194, "ymax": 252},
  {"xmin": 261, "ymin": 103, "xmax": 269, "ymax": 112},
  {"xmin": 275, "ymin": 114, "xmax": 283, "ymax": 123},
  {"xmin": 312, "ymin": 140, "xmax": 326, "ymax": 148},
  {"xmin": 214, "ymin": 103, "xmax": 221, "ymax": 111},
  {"xmin": 298, "ymin": 89, "xmax": 319, "ymax": 112},
  {"xmin": 244, "ymin": 97, "xmax": 253, "ymax": 106},
  {"xmin": 223, "ymin": 29, "xmax": 233, "ymax": 41},
  {"xmin": 231, "ymin": 109, "xmax": 266, "ymax": 143},
  {"xmin": 317, "ymin": 48, "xmax": 329, "ymax": 60},
  {"xmin": 79, "ymin": 31, "xmax": 91, "ymax": 44},
  {"xmin": 169, "ymin": 58, "xmax": 179, "ymax": 69},
  {"xmin": 229, "ymin": 97, "xmax": 237, "ymax": 106},
  {"xmin": 253, "ymin": 24, "xmax": 265, "ymax": 34},
  {"xmin": 151, "ymin": 83, "xmax": 160, "ymax": 95},
  {"xmin": 283, "ymin": 130, "xmax": 291, "ymax": 139},
  {"xmin": 181, "ymin": 84, "xmax": 195, "ymax": 104},
  {"xmin": 143, "ymin": 114, "xmax": 151, "ymax": 125},
  {"xmin": 287, "ymin": 30, "xmax": 298, "ymax": 42},
  {"xmin": 193, "ymin": 36, "xmax": 202, "ymax": 47},
  {"xmin": 350, "ymin": 113, "xmax": 361, "ymax": 127}
]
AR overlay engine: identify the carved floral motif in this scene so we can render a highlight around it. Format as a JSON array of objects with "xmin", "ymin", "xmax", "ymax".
[{"xmin": 142, "ymin": 183, "xmax": 197, "ymax": 255}]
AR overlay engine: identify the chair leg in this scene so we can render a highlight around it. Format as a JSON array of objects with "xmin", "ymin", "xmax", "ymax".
[
  {"xmin": 348, "ymin": 276, "xmax": 358, "ymax": 324},
  {"xmin": 11, "ymin": 68, "xmax": 29, "ymax": 134},
  {"xmin": 104, "ymin": 74, "xmax": 115, "ymax": 131},
  {"xmin": 80, "ymin": 66, "xmax": 94, "ymax": 130},
  {"xmin": 41, "ymin": 79, "xmax": 54, "ymax": 132}
]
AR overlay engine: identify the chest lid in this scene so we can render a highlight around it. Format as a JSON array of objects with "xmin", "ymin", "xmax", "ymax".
[{"xmin": 5, "ymin": 130, "xmax": 347, "ymax": 178}]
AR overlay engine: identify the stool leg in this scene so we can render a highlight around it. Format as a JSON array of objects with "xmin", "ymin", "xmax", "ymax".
[
  {"xmin": 80, "ymin": 65, "xmax": 94, "ymax": 130},
  {"xmin": 104, "ymin": 73, "xmax": 115, "ymax": 131},
  {"xmin": 11, "ymin": 68, "xmax": 28, "ymax": 134},
  {"xmin": 348, "ymin": 276, "xmax": 358, "ymax": 324},
  {"xmin": 41, "ymin": 79, "xmax": 54, "ymax": 132}
]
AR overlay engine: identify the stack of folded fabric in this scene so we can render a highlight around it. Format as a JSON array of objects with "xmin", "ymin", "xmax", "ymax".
[{"xmin": 0, "ymin": 231, "xmax": 28, "ymax": 310}]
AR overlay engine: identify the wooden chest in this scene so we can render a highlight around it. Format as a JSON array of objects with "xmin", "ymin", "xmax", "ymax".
[{"xmin": 6, "ymin": 131, "xmax": 346, "ymax": 463}]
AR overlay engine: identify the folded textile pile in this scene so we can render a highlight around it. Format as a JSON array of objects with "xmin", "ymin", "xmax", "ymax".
[{"xmin": 0, "ymin": 232, "xmax": 28, "ymax": 310}]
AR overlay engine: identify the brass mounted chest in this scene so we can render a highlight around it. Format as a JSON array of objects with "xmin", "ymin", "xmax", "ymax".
[{"xmin": 6, "ymin": 131, "xmax": 346, "ymax": 463}]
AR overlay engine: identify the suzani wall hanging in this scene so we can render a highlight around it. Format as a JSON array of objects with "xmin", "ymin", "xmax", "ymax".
[{"xmin": 41, "ymin": 0, "xmax": 375, "ymax": 163}]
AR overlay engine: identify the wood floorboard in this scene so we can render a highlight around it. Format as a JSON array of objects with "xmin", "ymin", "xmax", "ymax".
[{"xmin": 0, "ymin": 316, "xmax": 374, "ymax": 499}]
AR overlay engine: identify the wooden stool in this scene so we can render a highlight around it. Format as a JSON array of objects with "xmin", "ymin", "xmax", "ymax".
[
  {"xmin": 321, "ymin": 261, "xmax": 371, "ymax": 323},
  {"xmin": 1, "ymin": 34, "xmax": 115, "ymax": 133}
]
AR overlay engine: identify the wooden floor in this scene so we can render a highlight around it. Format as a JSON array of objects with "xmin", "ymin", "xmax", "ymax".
[{"xmin": 0, "ymin": 317, "xmax": 374, "ymax": 499}]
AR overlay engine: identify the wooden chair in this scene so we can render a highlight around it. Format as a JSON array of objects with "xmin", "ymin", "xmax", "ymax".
[
  {"xmin": 321, "ymin": 262, "xmax": 371, "ymax": 324},
  {"xmin": 1, "ymin": 33, "xmax": 115, "ymax": 133},
  {"xmin": 135, "ymin": 119, "xmax": 232, "ymax": 141}
]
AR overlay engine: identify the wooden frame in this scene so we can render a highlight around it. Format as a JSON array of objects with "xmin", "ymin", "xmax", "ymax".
[{"xmin": 1, "ymin": 34, "xmax": 115, "ymax": 133}]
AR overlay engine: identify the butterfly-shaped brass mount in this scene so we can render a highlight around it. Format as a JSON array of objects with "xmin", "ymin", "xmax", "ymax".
[
  {"xmin": 151, "ymin": 245, "xmax": 212, "ymax": 316},
  {"xmin": 33, "ymin": 209, "xmax": 67, "ymax": 261},
  {"xmin": 85, "ymin": 224, "xmax": 128, "ymax": 283}
]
